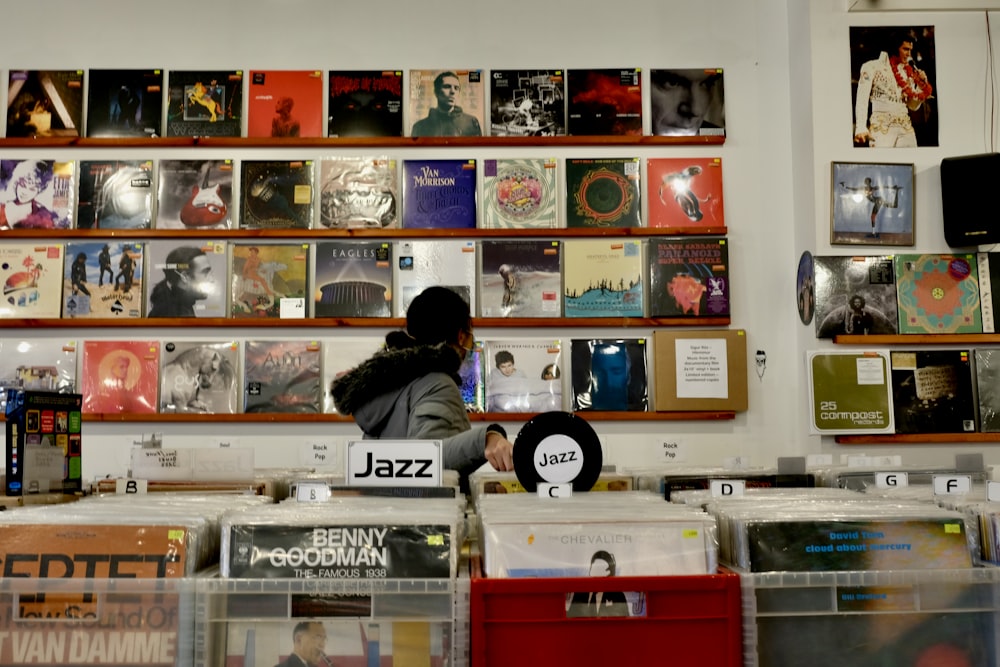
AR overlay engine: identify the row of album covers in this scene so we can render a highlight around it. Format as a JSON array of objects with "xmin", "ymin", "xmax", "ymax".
[
  {"xmin": 808, "ymin": 348, "xmax": 1000, "ymax": 435},
  {"xmin": 2, "ymin": 336, "xmax": 659, "ymax": 416},
  {"xmin": 4, "ymin": 68, "xmax": 726, "ymax": 139},
  {"xmin": 806, "ymin": 253, "xmax": 1000, "ymax": 336},
  {"xmin": 0, "ymin": 237, "xmax": 730, "ymax": 320},
  {"xmin": 0, "ymin": 156, "xmax": 727, "ymax": 231}
]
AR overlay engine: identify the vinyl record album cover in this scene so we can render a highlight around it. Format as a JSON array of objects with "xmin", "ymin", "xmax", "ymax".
[
  {"xmin": 566, "ymin": 68, "xmax": 642, "ymax": 136},
  {"xmin": 649, "ymin": 68, "xmax": 726, "ymax": 137},
  {"xmin": 86, "ymin": 68, "xmax": 163, "ymax": 138},
  {"xmin": 6, "ymin": 69, "xmax": 83, "ymax": 138},
  {"xmin": 481, "ymin": 157, "xmax": 558, "ymax": 229},
  {"xmin": 401, "ymin": 159, "xmax": 476, "ymax": 229},
  {"xmin": 156, "ymin": 159, "xmax": 234, "ymax": 230},
  {"xmin": 0, "ymin": 338, "xmax": 76, "ymax": 413},
  {"xmin": 571, "ymin": 338, "xmax": 648, "ymax": 411},
  {"xmin": 240, "ymin": 160, "xmax": 314, "ymax": 229},
  {"xmin": 483, "ymin": 339, "xmax": 563, "ymax": 413},
  {"xmin": 0, "ymin": 159, "xmax": 75, "ymax": 229},
  {"xmin": 313, "ymin": 240, "xmax": 393, "ymax": 318},
  {"xmin": 565, "ymin": 158, "xmax": 641, "ymax": 228},
  {"xmin": 807, "ymin": 350, "xmax": 894, "ymax": 434},
  {"xmin": 408, "ymin": 69, "xmax": 484, "ymax": 137},
  {"xmin": 317, "ymin": 156, "xmax": 397, "ymax": 229},
  {"xmin": 160, "ymin": 340, "xmax": 239, "ymax": 414},
  {"xmin": 489, "ymin": 69, "xmax": 566, "ymax": 136},
  {"xmin": 247, "ymin": 69, "xmax": 324, "ymax": 138},
  {"xmin": 230, "ymin": 243, "xmax": 309, "ymax": 319},
  {"xmin": 978, "ymin": 251, "xmax": 1000, "ymax": 333},
  {"xmin": 647, "ymin": 157, "xmax": 725, "ymax": 229},
  {"xmin": 145, "ymin": 239, "xmax": 228, "ymax": 318},
  {"xmin": 327, "ymin": 70, "xmax": 403, "ymax": 137},
  {"xmin": 165, "ymin": 69, "xmax": 243, "ymax": 137},
  {"xmin": 649, "ymin": 237, "xmax": 730, "ymax": 317},
  {"xmin": 62, "ymin": 240, "xmax": 144, "ymax": 319},
  {"xmin": 393, "ymin": 239, "xmax": 475, "ymax": 316},
  {"xmin": 322, "ymin": 336, "xmax": 383, "ymax": 413},
  {"xmin": 81, "ymin": 339, "xmax": 159, "ymax": 414},
  {"xmin": 814, "ymin": 255, "xmax": 898, "ymax": 338},
  {"xmin": 244, "ymin": 339, "xmax": 321, "ymax": 413},
  {"xmin": 895, "ymin": 253, "xmax": 982, "ymax": 334},
  {"xmin": 976, "ymin": 349, "xmax": 1000, "ymax": 432},
  {"xmin": 479, "ymin": 239, "xmax": 561, "ymax": 317},
  {"xmin": 0, "ymin": 243, "xmax": 63, "ymax": 318},
  {"xmin": 890, "ymin": 349, "xmax": 976, "ymax": 434},
  {"xmin": 77, "ymin": 159, "xmax": 154, "ymax": 229},
  {"xmin": 563, "ymin": 239, "xmax": 643, "ymax": 317}
]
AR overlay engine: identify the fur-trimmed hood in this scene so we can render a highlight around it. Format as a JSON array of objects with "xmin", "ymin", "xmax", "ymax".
[{"xmin": 330, "ymin": 343, "xmax": 462, "ymax": 418}]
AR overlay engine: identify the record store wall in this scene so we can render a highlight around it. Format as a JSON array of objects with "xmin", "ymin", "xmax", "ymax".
[{"xmin": 0, "ymin": 0, "xmax": 988, "ymax": 482}]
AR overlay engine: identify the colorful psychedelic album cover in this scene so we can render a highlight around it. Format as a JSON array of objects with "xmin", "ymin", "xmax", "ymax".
[
  {"xmin": 481, "ymin": 157, "xmax": 558, "ymax": 229},
  {"xmin": 566, "ymin": 68, "xmax": 642, "ymax": 136},
  {"xmin": 85, "ymin": 68, "xmax": 163, "ymax": 138},
  {"xmin": 77, "ymin": 159, "xmax": 154, "ymax": 230},
  {"xmin": 6, "ymin": 69, "xmax": 84, "ymax": 138},
  {"xmin": 408, "ymin": 69, "xmax": 485, "ymax": 137},
  {"xmin": 489, "ymin": 69, "xmax": 566, "ymax": 136},
  {"xmin": 230, "ymin": 242, "xmax": 309, "ymax": 319},
  {"xmin": 244, "ymin": 339, "xmax": 322, "ymax": 414},
  {"xmin": 247, "ymin": 69, "xmax": 324, "ymax": 138},
  {"xmin": 0, "ymin": 159, "xmax": 75, "ymax": 229},
  {"xmin": 80, "ymin": 339, "xmax": 159, "ymax": 414},
  {"xmin": 166, "ymin": 69, "xmax": 243, "ymax": 137},
  {"xmin": 62, "ymin": 240, "xmax": 144, "ymax": 319},
  {"xmin": 647, "ymin": 157, "xmax": 725, "ymax": 229},
  {"xmin": 328, "ymin": 69, "xmax": 403, "ymax": 137},
  {"xmin": 156, "ymin": 159, "xmax": 234, "ymax": 230},
  {"xmin": 565, "ymin": 157, "xmax": 641, "ymax": 228}
]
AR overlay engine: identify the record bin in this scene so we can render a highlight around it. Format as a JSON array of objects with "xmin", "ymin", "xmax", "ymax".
[
  {"xmin": 740, "ymin": 567, "xmax": 1000, "ymax": 667},
  {"xmin": 0, "ymin": 575, "xmax": 197, "ymax": 666},
  {"xmin": 469, "ymin": 556, "xmax": 742, "ymax": 667},
  {"xmin": 194, "ymin": 576, "xmax": 462, "ymax": 666}
]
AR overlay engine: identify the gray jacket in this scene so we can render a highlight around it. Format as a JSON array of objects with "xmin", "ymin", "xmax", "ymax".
[{"xmin": 330, "ymin": 342, "xmax": 487, "ymax": 484}]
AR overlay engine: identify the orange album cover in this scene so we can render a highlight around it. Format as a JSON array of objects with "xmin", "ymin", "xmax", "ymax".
[
  {"xmin": 646, "ymin": 157, "xmax": 725, "ymax": 229},
  {"xmin": 247, "ymin": 70, "xmax": 324, "ymax": 138},
  {"xmin": 80, "ymin": 340, "xmax": 159, "ymax": 414}
]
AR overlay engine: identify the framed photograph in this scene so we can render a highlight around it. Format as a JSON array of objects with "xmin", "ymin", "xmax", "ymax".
[{"xmin": 830, "ymin": 161, "xmax": 914, "ymax": 246}]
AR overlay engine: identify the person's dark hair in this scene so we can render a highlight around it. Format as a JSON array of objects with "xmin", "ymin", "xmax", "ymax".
[
  {"xmin": 495, "ymin": 350, "xmax": 514, "ymax": 367},
  {"xmin": 162, "ymin": 246, "xmax": 205, "ymax": 282},
  {"xmin": 433, "ymin": 71, "xmax": 459, "ymax": 95},
  {"xmin": 590, "ymin": 550, "xmax": 616, "ymax": 576},
  {"xmin": 386, "ymin": 286, "xmax": 470, "ymax": 350},
  {"xmin": 541, "ymin": 363, "xmax": 561, "ymax": 380},
  {"xmin": 292, "ymin": 620, "xmax": 316, "ymax": 639}
]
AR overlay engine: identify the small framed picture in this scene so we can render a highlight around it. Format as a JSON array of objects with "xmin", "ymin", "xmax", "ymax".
[{"xmin": 830, "ymin": 161, "xmax": 914, "ymax": 246}]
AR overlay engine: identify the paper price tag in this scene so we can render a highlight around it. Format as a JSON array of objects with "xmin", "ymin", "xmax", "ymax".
[
  {"xmin": 279, "ymin": 297, "xmax": 306, "ymax": 319},
  {"xmin": 988, "ymin": 481, "xmax": 1000, "ymax": 502}
]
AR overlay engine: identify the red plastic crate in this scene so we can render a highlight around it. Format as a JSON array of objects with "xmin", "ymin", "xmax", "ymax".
[{"xmin": 470, "ymin": 557, "xmax": 742, "ymax": 667}]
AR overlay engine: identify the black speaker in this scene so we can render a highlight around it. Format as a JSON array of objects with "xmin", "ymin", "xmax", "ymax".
[{"xmin": 941, "ymin": 152, "xmax": 1000, "ymax": 247}]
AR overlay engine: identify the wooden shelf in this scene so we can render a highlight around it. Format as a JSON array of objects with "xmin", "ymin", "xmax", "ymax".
[
  {"xmin": 0, "ymin": 226, "xmax": 728, "ymax": 239},
  {"xmin": 835, "ymin": 432, "xmax": 1000, "ymax": 444},
  {"xmin": 1, "ymin": 316, "xmax": 730, "ymax": 329},
  {"xmin": 0, "ymin": 135, "xmax": 725, "ymax": 149},
  {"xmin": 61, "ymin": 410, "xmax": 736, "ymax": 423},
  {"xmin": 834, "ymin": 334, "xmax": 1000, "ymax": 345}
]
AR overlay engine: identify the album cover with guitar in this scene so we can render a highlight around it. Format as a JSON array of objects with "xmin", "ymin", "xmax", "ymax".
[{"xmin": 156, "ymin": 159, "xmax": 234, "ymax": 230}]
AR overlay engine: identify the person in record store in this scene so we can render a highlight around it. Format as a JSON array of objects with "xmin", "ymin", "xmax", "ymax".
[
  {"xmin": 410, "ymin": 71, "xmax": 482, "ymax": 137},
  {"xmin": 331, "ymin": 286, "xmax": 513, "ymax": 490}
]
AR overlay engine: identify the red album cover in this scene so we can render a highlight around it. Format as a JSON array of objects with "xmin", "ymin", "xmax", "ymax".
[
  {"xmin": 566, "ymin": 68, "xmax": 642, "ymax": 136},
  {"xmin": 247, "ymin": 70, "xmax": 324, "ymax": 138},
  {"xmin": 81, "ymin": 340, "xmax": 159, "ymax": 414},
  {"xmin": 646, "ymin": 157, "xmax": 725, "ymax": 229}
]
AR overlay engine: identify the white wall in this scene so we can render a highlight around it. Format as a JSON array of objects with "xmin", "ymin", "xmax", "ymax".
[
  {"xmin": 0, "ymin": 0, "xmax": 839, "ymax": 481},
  {"xmin": 806, "ymin": 2, "xmax": 1000, "ymax": 467}
]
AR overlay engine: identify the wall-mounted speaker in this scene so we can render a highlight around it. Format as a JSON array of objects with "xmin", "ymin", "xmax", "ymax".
[{"xmin": 941, "ymin": 153, "xmax": 1000, "ymax": 248}]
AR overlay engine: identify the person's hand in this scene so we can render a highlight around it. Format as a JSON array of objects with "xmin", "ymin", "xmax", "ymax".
[{"xmin": 485, "ymin": 431, "xmax": 514, "ymax": 472}]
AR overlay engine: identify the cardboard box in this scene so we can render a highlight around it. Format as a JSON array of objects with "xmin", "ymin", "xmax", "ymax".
[{"xmin": 653, "ymin": 330, "xmax": 748, "ymax": 412}]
